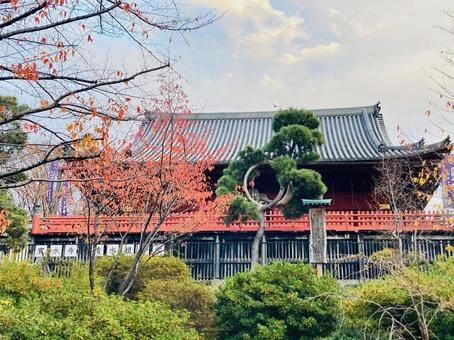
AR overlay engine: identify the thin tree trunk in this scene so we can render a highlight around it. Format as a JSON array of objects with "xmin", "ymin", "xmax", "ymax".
[
  {"xmin": 116, "ymin": 206, "xmax": 171, "ymax": 297},
  {"xmin": 103, "ymin": 256, "xmax": 118, "ymax": 292},
  {"xmin": 250, "ymin": 209, "xmax": 265, "ymax": 270},
  {"xmin": 88, "ymin": 242, "xmax": 96, "ymax": 292},
  {"xmin": 87, "ymin": 212, "xmax": 100, "ymax": 293},
  {"xmin": 103, "ymin": 232, "xmax": 129, "ymax": 292},
  {"xmin": 418, "ymin": 316, "xmax": 430, "ymax": 340},
  {"xmin": 117, "ymin": 244, "xmax": 146, "ymax": 296},
  {"xmin": 242, "ymin": 162, "xmax": 285, "ymax": 270},
  {"xmin": 398, "ymin": 237, "xmax": 404, "ymax": 264}
]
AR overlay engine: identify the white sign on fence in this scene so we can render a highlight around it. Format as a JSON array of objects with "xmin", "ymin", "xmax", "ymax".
[
  {"xmin": 50, "ymin": 245, "xmax": 62, "ymax": 257},
  {"xmin": 95, "ymin": 244, "xmax": 104, "ymax": 256},
  {"xmin": 64, "ymin": 245, "xmax": 78, "ymax": 257},
  {"xmin": 122, "ymin": 244, "xmax": 135, "ymax": 255},
  {"xmin": 106, "ymin": 244, "xmax": 119, "ymax": 256},
  {"xmin": 152, "ymin": 243, "xmax": 165, "ymax": 256},
  {"xmin": 34, "ymin": 245, "xmax": 47, "ymax": 257}
]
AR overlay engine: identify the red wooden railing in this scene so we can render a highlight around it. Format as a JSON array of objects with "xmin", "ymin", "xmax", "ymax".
[{"xmin": 31, "ymin": 210, "xmax": 453, "ymax": 235}]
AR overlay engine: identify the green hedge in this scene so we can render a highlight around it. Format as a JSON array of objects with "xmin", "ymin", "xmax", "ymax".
[{"xmin": 0, "ymin": 261, "xmax": 199, "ymax": 339}]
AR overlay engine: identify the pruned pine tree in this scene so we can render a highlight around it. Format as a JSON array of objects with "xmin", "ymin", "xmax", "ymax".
[{"xmin": 216, "ymin": 108, "xmax": 327, "ymax": 268}]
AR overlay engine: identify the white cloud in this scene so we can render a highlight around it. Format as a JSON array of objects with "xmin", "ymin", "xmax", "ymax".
[
  {"xmin": 327, "ymin": 7, "xmax": 390, "ymax": 38},
  {"xmin": 178, "ymin": 0, "xmax": 452, "ymax": 143},
  {"xmin": 260, "ymin": 73, "xmax": 284, "ymax": 90},
  {"xmin": 192, "ymin": 0, "xmax": 310, "ymax": 60},
  {"xmin": 281, "ymin": 42, "xmax": 339, "ymax": 64}
]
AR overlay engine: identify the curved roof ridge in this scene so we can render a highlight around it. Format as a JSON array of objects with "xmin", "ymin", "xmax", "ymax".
[
  {"xmin": 373, "ymin": 103, "xmax": 393, "ymax": 145},
  {"xmin": 384, "ymin": 136, "xmax": 451, "ymax": 152},
  {"xmin": 183, "ymin": 104, "xmax": 378, "ymax": 121},
  {"xmin": 359, "ymin": 108, "xmax": 385, "ymax": 152}
]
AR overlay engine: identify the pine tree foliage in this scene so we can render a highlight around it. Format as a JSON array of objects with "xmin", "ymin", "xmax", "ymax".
[
  {"xmin": 216, "ymin": 108, "xmax": 327, "ymax": 222},
  {"xmin": 0, "ymin": 96, "xmax": 29, "ymax": 248},
  {"xmin": 0, "ymin": 96, "xmax": 28, "ymax": 184},
  {"xmin": 0, "ymin": 191, "xmax": 28, "ymax": 250}
]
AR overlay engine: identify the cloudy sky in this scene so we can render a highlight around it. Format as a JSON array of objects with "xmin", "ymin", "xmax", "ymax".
[{"xmin": 162, "ymin": 0, "xmax": 453, "ymax": 144}]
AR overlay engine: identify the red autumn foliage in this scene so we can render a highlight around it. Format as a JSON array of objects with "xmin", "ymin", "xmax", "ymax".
[
  {"xmin": 0, "ymin": 0, "xmax": 216, "ymax": 187},
  {"xmin": 64, "ymin": 78, "xmax": 228, "ymax": 238},
  {"xmin": 62, "ymin": 79, "xmax": 228, "ymax": 293},
  {"xmin": 0, "ymin": 210, "xmax": 10, "ymax": 235}
]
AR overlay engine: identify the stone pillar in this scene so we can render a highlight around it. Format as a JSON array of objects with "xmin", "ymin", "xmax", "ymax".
[
  {"xmin": 261, "ymin": 234, "xmax": 267, "ymax": 265},
  {"xmin": 309, "ymin": 208, "xmax": 327, "ymax": 276}
]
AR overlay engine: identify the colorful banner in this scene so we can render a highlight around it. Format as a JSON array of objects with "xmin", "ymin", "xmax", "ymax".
[
  {"xmin": 442, "ymin": 154, "xmax": 454, "ymax": 210},
  {"xmin": 60, "ymin": 181, "xmax": 68, "ymax": 216},
  {"xmin": 47, "ymin": 161, "xmax": 57, "ymax": 205}
]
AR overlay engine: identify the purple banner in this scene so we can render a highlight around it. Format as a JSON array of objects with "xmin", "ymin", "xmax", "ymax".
[
  {"xmin": 60, "ymin": 181, "xmax": 68, "ymax": 216},
  {"xmin": 47, "ymin": 161, "xmax": 58, "ymax": 205},
  {"xmin": 442, "ymin": 155, "xmax": 454, "ymax": 210}
]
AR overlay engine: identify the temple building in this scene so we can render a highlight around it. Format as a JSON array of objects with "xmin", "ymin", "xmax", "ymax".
[
  {"xmin": 29, "ymin": 103, "xmax": 453, "ymax": 280},
  {"xmin": 132, "ymin": 102, "xmax": 450, "ymax": 211}
]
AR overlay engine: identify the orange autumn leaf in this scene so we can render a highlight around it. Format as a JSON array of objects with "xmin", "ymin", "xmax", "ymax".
[
  {"xmin": 40, "ymin": 99, "xmax": 49, "ymax": 108},
  {"xmin": 0, "ymin": 210, "xmax": 10, "ymax": 235},
  {"xmin": 12, "ymin": 62, "xmax": 39, "ymax": 80}
]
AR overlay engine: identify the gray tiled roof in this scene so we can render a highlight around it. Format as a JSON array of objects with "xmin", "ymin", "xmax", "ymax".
[{"xmin": 133, "ymin": 103, "xmax": 450, "ymax": 163}]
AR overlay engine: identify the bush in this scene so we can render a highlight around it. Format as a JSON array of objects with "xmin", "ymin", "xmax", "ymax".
[
  {"xmin": 215, "ymin": 262, "xmax": 340, "ymax": 340},
  {"xmin": 0, "ymin": 261, "xmax": 199, "ymax": 339},
  {"xmin": 0, "ymin": 261, "xmax": 61, "ymax": 300},
  {"xmin": 96, "ymin": 255, "xmax": 215, "ymax": 335},
  {"xmin": 0, "ymin": 293, "xmax": 199, "ymax": 339},
  {"xmin": 137, "ymin": 278, "xmax": 215, "ymax": 335},
  {"xmin": 96, "ymin": 255, "xmax": 190, "ymax": 296},
  {"xmin": 338, "ymin": 257, "xmax": 454, "ymax": 339}
]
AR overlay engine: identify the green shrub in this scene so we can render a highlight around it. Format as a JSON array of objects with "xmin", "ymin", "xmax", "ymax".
[
  {"xmin": 0, "ymin": 293, "xmax": 199, "ymax": 339},
  {"xmin": 0, "ymin": 261, "xmax": 199, "ymax": 339},
  {"xmin": 96, "ymin": 255, "xmax": 190, "ymax": 296},
  {"xmin": 215, "ymin": 262, "xmax": 340, "ymax": 340},
  {"xmin": 137, "ymin": 278, "xmax": 215, "ymax": 335},
  {"xmin": 96, "ymin": 255, "xmax": 216, "ymax": 335},
  {"xmin": 0, "ymin": 261, "xmax": 61, "ymax": 300},
  {"xmin": 338, "ymin": 257, "xmax": 454, "ymax": 339}
]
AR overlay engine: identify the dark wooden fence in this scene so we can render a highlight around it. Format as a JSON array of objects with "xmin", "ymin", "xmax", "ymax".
[
  {"xmin": 173, "ymin": 237, "xmax": 453, "ymax": 280},
  {"xmin": 1, "ymin": 236, "xmax": 452, "ymax": 281}
]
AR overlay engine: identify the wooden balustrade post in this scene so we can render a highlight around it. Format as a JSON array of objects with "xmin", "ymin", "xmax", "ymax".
[
  {"xmin": 309, "ymin": 208, "xmax": 327, "ymax": 277},
  {"xmin": 214, "ymin": 235, "xmax": 220, "ymax": 280}
]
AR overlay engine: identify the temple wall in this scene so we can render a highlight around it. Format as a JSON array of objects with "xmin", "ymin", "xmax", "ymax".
[{"xmin": 210, "ymin": 164, "xmax": 379, "ymax": 211}]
